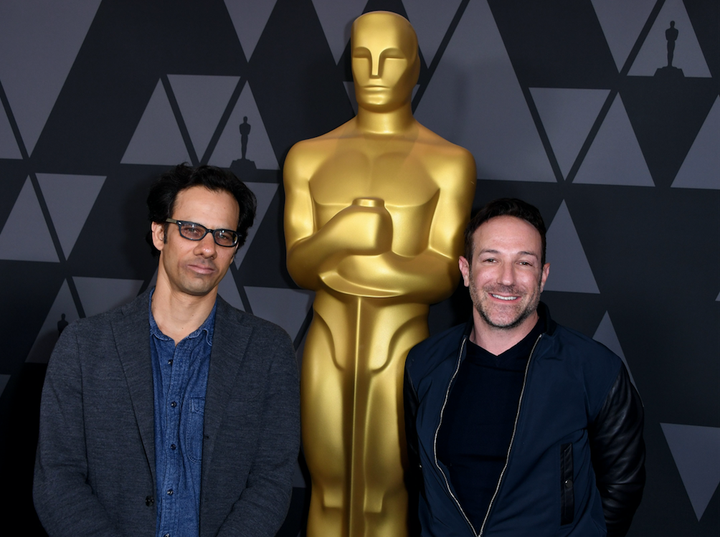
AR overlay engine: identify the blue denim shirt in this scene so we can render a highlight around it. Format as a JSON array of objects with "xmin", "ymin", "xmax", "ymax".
[{"xmin": 149, "ymin": 292, "xmax": 215, "ymax": 537}]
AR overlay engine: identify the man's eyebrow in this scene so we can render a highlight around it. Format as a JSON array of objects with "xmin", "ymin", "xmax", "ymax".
[{"xmin": 477, "ymin": 248, "xmax": 539, "ymax": 259}]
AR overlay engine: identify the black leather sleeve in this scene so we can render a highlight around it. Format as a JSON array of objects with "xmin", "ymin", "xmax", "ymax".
[
  {"xmin": 589, "ymin": 364, "xmax": 646, "ymax": 537},
  {"xmin": 403, "ymin": 363, "xmax": 422, "ymax": 536}
]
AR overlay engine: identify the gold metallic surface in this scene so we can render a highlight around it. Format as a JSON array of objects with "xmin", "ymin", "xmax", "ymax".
[{"xmin": 283, "ymin": 11, "xmax": 476, "ymax": 537}]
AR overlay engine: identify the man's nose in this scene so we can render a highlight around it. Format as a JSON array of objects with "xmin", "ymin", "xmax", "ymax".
[
  {"xmin": 497, "ymin": 263, "xmax": 515, "ymax": 285},
  {"xmin": 195, "ymin": 233, "xmax": 217, "ymax": 257}
]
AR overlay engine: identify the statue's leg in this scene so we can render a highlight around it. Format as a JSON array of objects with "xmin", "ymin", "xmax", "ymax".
[
  {"xmin": 303, "ymin": 298, "xmax": 355, "ymax": 537},
  {"xmin": 351, "ymin": 301, "xmax": 428, "ymax": 537}
]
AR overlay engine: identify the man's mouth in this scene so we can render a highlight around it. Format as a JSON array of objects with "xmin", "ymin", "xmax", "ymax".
[
  {"xmin": 188, "ymin": 263, "xmax": 215, "ymax": 275},
  {"xmin": 491, "ymin": 294, "xmax": 519, "ymax": 301}
]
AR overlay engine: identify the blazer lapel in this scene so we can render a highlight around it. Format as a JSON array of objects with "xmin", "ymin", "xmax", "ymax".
[
  {"xmin": 113, "ymin": 291, "xmax": 156, "ymax": 485},
  {"xmin": 202, "ymin": 298, "xmax": 252, "ymax": 475}
]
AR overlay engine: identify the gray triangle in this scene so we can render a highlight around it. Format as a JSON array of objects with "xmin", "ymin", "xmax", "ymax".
[
  {"xmin": 121, "ymin": 80, "xmax": 191, "ymax": 165},
  {"xmin": 147, "ymin": 267, "xmax": 158, "ymax": 290},
  {"xmin": 0, "ymin": 0, "xmax": 101, "ymax": 155},
  {"xmin": 245, "ymin": 287, "xmax": 314, "ymax": 341},
  {"xmin": 591, "ymin": 0, "xmax": 655, "ymax": 71},
  {"xmin": 217, "ymin": 272, "xmax": 244, "ymax": 312},
  {"xmin": 235, "ymin": 183, "xmax": 278, "ymax": 268},
  {"xmin": 661, "ymin": 423, "xmax": 720, "ymax": 520},
  {"xmin": 0, "ymin": 374, "xmax": 10, "ymax": 398},
  {"xmin": 344, "ymin": 81, "xmax": 358, "ymax": 115},
  {"xmin": 403, "ymin": 0, "xmax": 464, "ymax": 66},
  {"xmin": 0, "ymin": 102, "xmax": 21, "ymax": 158},
  {"xmin": 415, "ymin": 0, "xmax": 555, "ymax": 182},
  {"xmin": 543, "ymin": 201, "xmax": 600, "ymax": 294},
  {"xmin": 531, "ymin": 88, "xmax": 610, "ymax": 179},
  {"xmin": 26, "ymin": 280, "xmax": 80, "ymax": 364},
  {"xmin": 168, "ymin": 74, "xmax": 240, "ymax": 159},
  {"xmin": 37, "ymin": 173, "xmax": 105, "ymax": 259},
  {"xmin": 629, "ymin": 0, "xmax": 711, "ymax": 77},
  {"xmin": 0, "ymin": 177, "xmax": 58, "ymax": 262},
  {"xmin": 223, "ymin": 0, "xmax": 275, "ymax": 60},
  {"xmin": 210, "ymin": 82, "xmax": 279, "ymax": 170},
  {"xmin": 574, "ymin": 94, "xmax": 654, "ymax": 186},
  {"xmin": 74, "ymin": 277, "xmax": 143, "ymax": 317},
  {"xmin": 311, "ymin": 0, "xmax": 367, "ymax": 63},
  {"xmin": 592, "ymin": 312, "xmax": 636, "ymax": 386},
  {"xmin": 672, "ymin": 96, "xmax": 720, "ymax": 190}
]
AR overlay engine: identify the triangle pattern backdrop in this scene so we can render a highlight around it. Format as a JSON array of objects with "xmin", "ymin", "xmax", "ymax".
[
  {"xmin": 0, "ymin": 1, "xmax": 717, "ymax": 536},
  {"xmin": 661, "ymin": 423, "xmax": 720, "ymax": 521}
]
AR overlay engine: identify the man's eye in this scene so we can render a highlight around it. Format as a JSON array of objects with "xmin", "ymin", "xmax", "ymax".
[{"xmin": 182, "ymin": 226, "xmax": 204, "ymax": 238}]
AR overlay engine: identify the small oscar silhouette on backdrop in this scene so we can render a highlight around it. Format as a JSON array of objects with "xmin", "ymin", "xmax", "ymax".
[
  {"xmin": 57, "ymin": 313, "xmax": 68, "ymax": 335},
  {"xmin": 230, "ymin": 116, "xmax": 257, "ymax": 178},
  {"xmin": 655, "ymin": 21, "xmax": 684, "ymax": 78}
]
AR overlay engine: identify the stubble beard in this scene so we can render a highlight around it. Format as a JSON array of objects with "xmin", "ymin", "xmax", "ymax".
[{"xmin": 469, "ymin": 278, "xmax": 542, "ymax": 331}]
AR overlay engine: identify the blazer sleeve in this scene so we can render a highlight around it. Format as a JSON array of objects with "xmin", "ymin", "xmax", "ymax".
[
  {"xmin": 589, "ymin": 364, "xmax": 646, "ymax": 537},
  {"xmin": 33, "ymin": 324, "xmax": 124, "ymax": 537},
  {"xmin": 214, "ymin": 327, "xmax": 301, "ymax": 537}
]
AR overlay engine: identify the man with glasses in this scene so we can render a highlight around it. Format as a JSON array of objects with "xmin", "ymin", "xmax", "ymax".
[{"xmin": 34, "ymin": 164, "xmax": 300, "ymax": 537}]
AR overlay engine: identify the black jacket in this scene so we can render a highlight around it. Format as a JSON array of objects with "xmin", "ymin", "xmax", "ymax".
[{"xmin": 404, "ymin": 303, "xmax": 645, "ymax": 536}]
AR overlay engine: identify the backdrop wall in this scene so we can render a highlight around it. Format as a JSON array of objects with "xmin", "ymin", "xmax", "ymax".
[{"xmin": 0, "ymin": 1, "xmax": 717, "ymax": 536}]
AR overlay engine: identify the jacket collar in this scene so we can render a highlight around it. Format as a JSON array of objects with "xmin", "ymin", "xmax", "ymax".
[
  {"xmin": 113, "ymin": 289, "xmax": 156, "ymax": 484},
  {"xmin": 200, "ymin": 296, "xmax": 253, "ymax": 483}
]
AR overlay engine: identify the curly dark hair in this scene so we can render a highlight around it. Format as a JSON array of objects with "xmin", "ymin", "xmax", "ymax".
[
  {"xmin": 464, "ymin": 198, "xmax": 547, "ymax": 265},
  {"xmin": 146, "ymin": 164, "xmax": 257, "ymax": 255}
]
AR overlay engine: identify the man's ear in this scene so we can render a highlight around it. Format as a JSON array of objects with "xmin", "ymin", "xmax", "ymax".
[
  {"xmin": 539, "ymin": 262, "xmax": 550, "ymax": 292},
  {"xmin": 151, "ymin": 222, "xmax": 165, "ymax": 252},
  {"xmin": 458, "ymin": 256, "xmax": 471, "ymax": 287}
]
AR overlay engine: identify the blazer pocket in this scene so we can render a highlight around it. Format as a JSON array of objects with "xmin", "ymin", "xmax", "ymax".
[{"xmin": 560, "ymin": 442, "xmax": 574, "ymax": 525}]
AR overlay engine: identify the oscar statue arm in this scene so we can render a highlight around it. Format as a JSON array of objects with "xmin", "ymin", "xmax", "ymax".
[
  {"xmin": 325, "ymin": 149, "xmax": 476, "ymax": 301},
  {"xmin": 283, "ymin": 141, "xmax": 394, "ymax": 291}
]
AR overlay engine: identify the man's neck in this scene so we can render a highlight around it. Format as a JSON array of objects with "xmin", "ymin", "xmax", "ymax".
[
  {"xmin": 151, "ymin": 281, "xmax": 217, "ymax": 345},
  {"xmin": 470, "ymin": 310, "xmax": 539, "ymax": 356}
]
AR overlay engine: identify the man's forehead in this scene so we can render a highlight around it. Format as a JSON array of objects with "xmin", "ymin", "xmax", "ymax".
[
  {"xmin": 473, "ymin": 216, "xmax": 542, "ymax": 251},
  {"xmin": 173, "ymin": 186, "xmax": 239, "ymax": 220}
]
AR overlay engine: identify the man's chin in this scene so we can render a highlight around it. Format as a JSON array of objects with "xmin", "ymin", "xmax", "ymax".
[{"xmin": 478, "ymin": 307, "xmax": 528, "ymax": 331}]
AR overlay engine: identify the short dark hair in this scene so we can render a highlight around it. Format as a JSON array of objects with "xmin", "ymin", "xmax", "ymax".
[
  {"xmin": 146, "ymin": 164, "xmax": 257, "ymax": 255},
  {"xmin": 464, "ymin": 198, "xmax": 547, "ymax": 265}
]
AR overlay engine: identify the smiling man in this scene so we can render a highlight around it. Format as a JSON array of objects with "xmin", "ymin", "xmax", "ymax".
[
  {"xmin": 404, "ymin": 198, "xmax": 646, "ymax": 536},
  {"xmin": 34, "ymin": 164, "xmax": 300, "ymax": 537}
]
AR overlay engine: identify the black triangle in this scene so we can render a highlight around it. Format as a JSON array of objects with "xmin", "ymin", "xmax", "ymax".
[{"xmin": 621, "ymin": 76, "xmax": 717, "ymax": 188}]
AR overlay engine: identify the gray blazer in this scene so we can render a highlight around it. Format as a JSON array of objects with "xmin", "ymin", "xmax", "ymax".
[{"xmin": 34, "ymin": 290, "xmax": 300, "ymax": 537}]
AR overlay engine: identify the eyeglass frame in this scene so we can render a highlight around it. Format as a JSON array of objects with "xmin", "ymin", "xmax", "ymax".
[{"xmin": 165, "ymin": 218, "xmax": 239, "ymax": 248}]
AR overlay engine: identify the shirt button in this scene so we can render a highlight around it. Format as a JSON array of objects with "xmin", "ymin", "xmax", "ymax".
[
  {"xmin": 168, "ymin": 359, "xmax": 173, "ymax": 365},
  {"xmin": 170, "ymin": 444, "xmax": 176, "ymax": 450},
  {"xmin": 167, "ymin": 489, "xmax": 174, "ymax": 495},
  {"xmin": 171, "ymin": 401, "xmax": 177, "ymax": 408},
  {"xmin": 164, "ymin": 533, "xmax": 170, "ymax": 537}
]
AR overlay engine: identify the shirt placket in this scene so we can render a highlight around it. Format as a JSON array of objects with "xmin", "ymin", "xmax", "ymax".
[{"xmin": 159, "ymin": 340, "xmax": 188, "ymax": 537}]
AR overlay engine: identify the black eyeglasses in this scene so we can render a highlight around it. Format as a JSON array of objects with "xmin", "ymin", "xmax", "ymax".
[{"xmin": 166, "ymin": 219, "xmax": 239, "ymax": 247}]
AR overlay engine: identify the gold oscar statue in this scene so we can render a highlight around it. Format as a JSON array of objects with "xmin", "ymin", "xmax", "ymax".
[{"xmin": 283, "ymin": 11, "xmax": 476, "ymax": 537}]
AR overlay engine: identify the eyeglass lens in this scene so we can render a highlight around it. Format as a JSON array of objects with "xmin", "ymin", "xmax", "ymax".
[{"xmin": 178, "ymin": 222, "xmax": 237, "ymax": 247}]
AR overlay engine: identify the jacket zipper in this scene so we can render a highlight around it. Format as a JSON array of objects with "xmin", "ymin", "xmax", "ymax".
[
  {"xmin": 476, "ymin": 334, "xmax": 543, "ymax": 537},
  {"xmin": 432, "ymin": 335, "xmax": 478, "ymax": 536}
]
